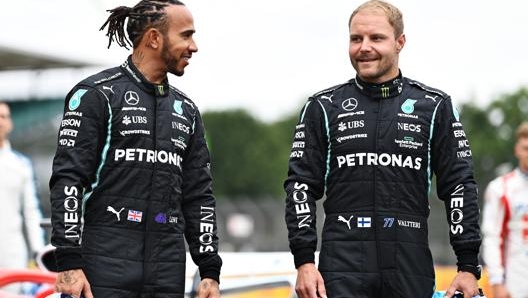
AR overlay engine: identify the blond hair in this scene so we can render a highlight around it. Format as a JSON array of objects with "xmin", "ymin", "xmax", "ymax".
[
  {"xmin": 348, "ymin": 0, "xmax": 404, "ymax": 38},
  {"xmin": 516, "ymin": 122, "xmax": 528, "ymax": 140}
]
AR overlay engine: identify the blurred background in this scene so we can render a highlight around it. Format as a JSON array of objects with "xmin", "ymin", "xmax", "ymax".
[{"xmin": 1, "ymin": 0, "xmax": 528, "ymax": 268}]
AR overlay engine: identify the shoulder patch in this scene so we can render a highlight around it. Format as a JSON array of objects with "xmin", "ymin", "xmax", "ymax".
[{"xmin": 68, "ymin": 89, "xmax": 87, "ymax": 110}]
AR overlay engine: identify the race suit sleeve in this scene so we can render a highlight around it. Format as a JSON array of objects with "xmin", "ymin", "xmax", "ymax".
[
  {"xmin": 22, "ymin": 157, "xmax": 45, "ymax": 257},
  {"xmin": 49, "ymin": 86, "xmax": 109, "ymax": 271},
  {"xmin": 431, "ymin": 97, "xmax": 482, "ymax": 267},
  {"xmin": 181, "ymin": 109, "xmax": 222, "ymax": 283},
  {"xmin": 481, "ymin": 178, "xmax": 506, "ymax": 284},
  {"xmin": 284, "ymin": 98, "xmax": 327, "ymax": 268}
]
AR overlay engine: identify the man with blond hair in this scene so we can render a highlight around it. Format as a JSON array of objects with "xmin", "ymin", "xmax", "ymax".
[{"xmin": 284, "ymin": 1, "xmax": 482, "ymax": 297}]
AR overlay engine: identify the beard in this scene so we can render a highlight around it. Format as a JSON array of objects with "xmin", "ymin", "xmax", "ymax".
[
  {"xmin": 161, "ymin": 37, "xmax": 184, "ymax": 77},
  {"xmin": 351, "ymin": 54, "xmax": 397, "ymax": 84}
]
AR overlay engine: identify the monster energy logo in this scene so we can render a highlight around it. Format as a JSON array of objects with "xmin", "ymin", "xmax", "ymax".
[
  {"xmin": 381, "ymin": 87, "xmax": 390, "ymax": 98},
  {"xmin": 157, "ymin": 85, "xmax": 165, "ymax": 95}
]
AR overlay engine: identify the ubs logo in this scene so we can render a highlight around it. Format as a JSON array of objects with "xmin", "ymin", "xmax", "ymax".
[
  {"xmin": 342, "ymin": 98, "xmax": 358, "ymax": 111},
  {"xmin": 122, "ymin": 115, "xmax": 147, "ymax": 125},
  {"xmin": 124, "ymin": 91, "xmax": 140, "ymax": 105}
]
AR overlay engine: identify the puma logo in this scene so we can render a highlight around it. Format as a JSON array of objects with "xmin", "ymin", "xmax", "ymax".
[
  {"xmin": 102, "ymin": 85, "xmax": 115, "ymax": 94},
  {"xmin": 338, "ymin": 215, "xmax": 354, "ymax": 230},
  {"xmin": 425, "ymin": 94, "xmax": 437, "ymax": 102},
  {"xmin": 106, "ymin": 206, "xmax": 125, "ymax": 221},
  {"xmin": 321, "ymin": 95, "xmax": 334, "ymax": 102}
]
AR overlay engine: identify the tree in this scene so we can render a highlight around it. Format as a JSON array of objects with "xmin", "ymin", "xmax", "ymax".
[
  {"xmin": 460, "ymin": 87, "xmax": 528, "ymax": 194},
  {"xmin": 202, "ymin": 109, "xmax": 297, "ymax": 198}
]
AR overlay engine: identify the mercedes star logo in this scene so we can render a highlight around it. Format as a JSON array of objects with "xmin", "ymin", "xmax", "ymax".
[
  {"xmin": 341, "ymin": 98, "xmax": 358, "ymax": 111},
  {"xmin": 124, "ymin": 90, "xmax": 140, "ymax": 106}
]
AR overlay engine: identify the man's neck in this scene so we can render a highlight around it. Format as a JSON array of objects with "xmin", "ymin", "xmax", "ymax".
[{"xmin": 131, "ymin": 52, "xmax": 166, "ymax": 84}]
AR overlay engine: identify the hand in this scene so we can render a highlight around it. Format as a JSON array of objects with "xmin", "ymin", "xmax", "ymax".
[
  {"xmin": 196, "ymin": 278, "xmax": 220, "ymax": 298},
  {"xmin": 491, "ymin": 283, "xmax": 511, "ymax": 298},
  {"xmin": 54, "ymin": 269, "xmax": 93, "ymax": 298},
  {"xmin": 295, "ymin": 263, "xmax": 327, "ymax": 298},
  {"xmin": 444, "ymin": 271, "xmax": 479, "ymax": 298}
]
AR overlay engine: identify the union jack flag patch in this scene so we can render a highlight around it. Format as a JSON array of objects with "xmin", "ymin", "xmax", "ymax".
[{"xmin": 127, "ymin": 210, "xmax": 143, "ymax": 222}]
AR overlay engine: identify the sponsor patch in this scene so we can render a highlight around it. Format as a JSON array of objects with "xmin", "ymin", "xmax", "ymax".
[
  {"xmin": 174, "ymin": 100, "xmax": 183, "ymax": 115},
  {"xmin": 127, "ymin": 210, "xmax": 143, "ymax": 222},
  {"xmin": 155, "ymin": 213, "xmax": 167, "ymax": 224},
  {"xmin": 69, "ymin": 89, "xmax": 87, "ymax": 110},
  {"xmin": 357, "ymin": 217, "xmax": 371, "ymax": 228}
]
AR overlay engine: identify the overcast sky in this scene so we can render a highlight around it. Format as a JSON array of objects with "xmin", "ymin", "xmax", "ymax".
[{"xmin": 1, "ymin": 0, "xmax": 527, "ymax": 122}]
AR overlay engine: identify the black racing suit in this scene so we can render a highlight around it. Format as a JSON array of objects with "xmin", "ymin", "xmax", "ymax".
[
  {"xmin": 284, "ymin": 72, "xmax": 481, "ymax": 298},
  {"xmin": 50, "ymin": 56, "xmax": 222, "ymax": 298}
]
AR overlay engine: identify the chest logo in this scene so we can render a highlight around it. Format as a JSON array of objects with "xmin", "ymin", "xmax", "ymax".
[
  {"xmin": 401, "ymin": 99, "xmax": 417, "ymax": 114},
  {"xmin": 342, "ymin": 98, "xmax": 358, "ymax": 111},
  {"xmin": 124, "ymin": 91, "xmax": 140, "ymax": 106},
  {"xmin": 174, "ymin": 100, "xmax": 184, "ymax": 115}
]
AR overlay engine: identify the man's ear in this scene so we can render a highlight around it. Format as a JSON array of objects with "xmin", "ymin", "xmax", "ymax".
[
  {"xmin": 396, "ymin": 33, "xmax": 406, "ymax": 53},
  {"xmin": 144, "ymin": 28, "xmax": 162, "ymax": 49}
]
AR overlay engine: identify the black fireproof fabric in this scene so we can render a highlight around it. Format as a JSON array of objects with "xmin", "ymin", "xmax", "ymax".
[
  {"xmin": 50, "ymin": 56, "xmax": 221, "ymax": 297},
  {"xmin": 285, "ymin": 72, "xmax": 481, "ymax": 298}
]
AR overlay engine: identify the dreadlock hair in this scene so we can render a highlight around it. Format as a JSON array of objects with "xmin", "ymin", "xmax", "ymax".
[{"xmin": 100, "ymin": 0, "xmax": 185, "ymax": 50}]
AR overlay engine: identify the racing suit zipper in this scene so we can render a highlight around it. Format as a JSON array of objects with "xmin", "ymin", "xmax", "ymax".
[
  {"xmin": 373, "ymin": 98, "xmax": 382, "ymax": 277},
  {"xmin": 142, "ymin": 93, "xmax": 158, "ymax": 287}
]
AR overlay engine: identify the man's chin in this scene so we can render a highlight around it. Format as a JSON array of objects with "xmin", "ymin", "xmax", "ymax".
[
  {"xmin": 358, "ymin": 71, "xmax": 380, "ymax": 83},
  {"xmin": 169, "ymin": 69, "xmax": 185, "ymax": 77}
]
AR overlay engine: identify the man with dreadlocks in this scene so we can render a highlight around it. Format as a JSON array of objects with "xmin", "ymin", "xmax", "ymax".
[{"xmin": 49, "ymin": 1, "xmax": 222, "ymax": 297}]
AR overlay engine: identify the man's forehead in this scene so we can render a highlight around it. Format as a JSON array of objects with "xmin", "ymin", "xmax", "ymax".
[
  {"xmin": 0, "ymin": 103, "xmax": 10, "ymax": 115},
  {"xmin": 166, "ymin": 4, "xmax": 193, "ymax": 22},
  {"xmin": 350, "ymin": 15, "xmax": 392, "ymax": 32},
  {"xmin": 518, "ymin": 137, "xmax": 528, "ymax": 144}
]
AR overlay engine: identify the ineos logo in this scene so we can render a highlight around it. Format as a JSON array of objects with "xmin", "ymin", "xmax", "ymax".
[
  {"xmin": 124, "ymin": 91, "xmax": 140, "ymax": 105},
  {"xmin": 342, "ymin": 98, "xmax": 358, "ymax": 111},
  {"xmin": 451, "ymin": 209, "xmax": 464, "ymax": 224}
]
